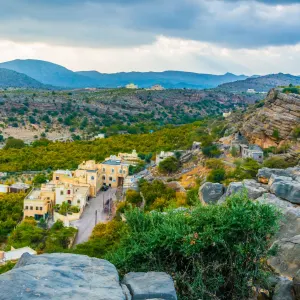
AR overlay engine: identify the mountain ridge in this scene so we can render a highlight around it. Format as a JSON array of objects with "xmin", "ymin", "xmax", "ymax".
[{"xmin": 0, "ymin": 59, "xmax": 248, "ymax": 89}]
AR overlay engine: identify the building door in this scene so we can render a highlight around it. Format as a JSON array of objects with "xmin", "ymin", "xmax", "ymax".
[{"xmin": 118, "ymin": 177, "xmax": 124, "ymax": 187}]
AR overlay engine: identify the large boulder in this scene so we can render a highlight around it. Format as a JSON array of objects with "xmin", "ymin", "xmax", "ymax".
[
  {"xmin": 256, "ymin": 193, "xmax": 300, "ymax": 278},
  {"xmin": 269, "ymin": 176, "xmax": 300, "ymax": 204},
  {"xmin": 273, "ymin": 277, "xmax": 295, "ymax": 300},
  {"xmin": 123, "ymin": 272, "xmax": 177, "ymax": 300},
  {"xmin": 0, "ymin": 253, "xmax": 126, "ymax": 300},
  {"xmin": 257, "ymin": 167, "xmax": 300, "ymax": 184},
  {"xmin": 224, "ymin": 179, "xmax": 267, "ymax": 200},
  {"xmin": 293, "ymin": 270, "xmax": 300, "ymax": 300},
  {"xmin": 198, "ymin": 182, "xmax": 224, "ymax": 204}
]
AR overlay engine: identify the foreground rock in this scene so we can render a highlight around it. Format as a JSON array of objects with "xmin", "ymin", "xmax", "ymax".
[
  {"xmin": 269, "ymin": 175, "xmax": 300, "ymax": 204},
  {"xmin": 123, "ymin": 272, "xmax": 177, "ymax": 300},
  {"xmin": 256, "ymin": 193, "xmax": 300, "ymax": 278},
  {"xmin": 257, "ymin": 167, "xmax": 300, "ymax": 184},
  {"xmin": 198, "ymin": 182, "xmax": 224, "ymax": 204},
  {"xmin": 0, "ymin": 253, "xmax": 177, "ymax": 300}
]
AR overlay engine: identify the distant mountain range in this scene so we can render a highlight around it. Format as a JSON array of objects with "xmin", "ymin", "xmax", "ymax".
[
  {"xmin": 0, "ymin": 59, "xmax": 247, "ymax": 89},
  {"xmin": 0, "ymin": 68, "xmax": 49, "ymax": 89},
  {"xmin": 218, "ymin": 73, "xmax": 300, "ymax": 92},
  {"xmin": 0, "ymin": 59, "xmax": 298, "ymax": 92}
]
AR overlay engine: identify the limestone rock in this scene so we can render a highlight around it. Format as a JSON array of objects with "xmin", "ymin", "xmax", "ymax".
[
  {"xmin": 273, "ymin": 277, "xmax": 295, "ymax": 300},
  {"xmin": 123, "ymin": 272, "xmax": 177, "ymax": 300},
  {"xmin": 198, "ymin": 182, "xmax": 224, "ymax": 204},
  {"xmin": 256, "ymin": 193, "xmax": 300, "ymax": 278},
  {"xmin": 0, "ymin": 253, "xmax": 126, "ymax": 300},
  {"xmin": 257, "ymin": 168, "xmax": 300, "ymax": 184},
  {"xmin": 269, "ymin": 177, "xmax": 300, "ymax": 204},
  {"xmin": 225, "ymin": 179, "xmax": 267, "ymax": 200}
]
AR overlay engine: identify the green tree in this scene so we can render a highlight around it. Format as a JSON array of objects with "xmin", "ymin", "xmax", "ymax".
[
  {"xmin": 4, "ymin": 138, "xmax": 25, "ymax": 150},
  {"xmin": 33, "ymin": 173, "xmax": 48, "ymax": 185},
  {"xmin": 207, "ymin": 168, "xmax": 226, "ymax": 183},
  {"xmin": 272, "ymin": 129, "xmax": 280, "ymax": 140},
  {"xmin": 158, "ymin": 157, "xmax": 180, "ymax": 174}
]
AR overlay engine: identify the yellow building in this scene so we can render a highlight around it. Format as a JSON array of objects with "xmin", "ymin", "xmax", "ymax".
[
  {"xmin": 98, "ymin": 155, "xmax": 129, "ymax": 188},
  {"xmin": 117, "ymin": 150, "xmax": 140, "ymax": 166},
  {"xmin": 52, "ymin": 161, "xmax": 101, "ymax": 197},
  {"xmin": 24, "ymin": 183, "xmax": 55, "ymax": 220}
]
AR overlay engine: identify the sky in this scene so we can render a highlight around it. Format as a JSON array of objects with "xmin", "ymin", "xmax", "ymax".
[{"xmin": 0, "ymin": 0, "xmax": 300, "ymax": 75}]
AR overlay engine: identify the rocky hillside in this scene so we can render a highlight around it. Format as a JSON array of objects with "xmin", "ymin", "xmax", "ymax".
[
  {"xmin": 0, "ymin": 88, "xmax": 257, "ymax": 140},
  {"xmin": 218, "ymin": 73, "xmax": 300, "ymax": 92},
  {"xmin": 0, "ymin": 68, "xmax": 49, "ymax": 89},
  {"xmin": 224, "ymin": 89, "xmax": 300, "ymax": 148}
]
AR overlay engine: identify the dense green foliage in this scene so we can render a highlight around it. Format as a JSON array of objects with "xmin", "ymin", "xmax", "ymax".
[
  {"xmin": 7, "ymin": 219, "xmax": 77, "ymax": 252},
  {"xmin": 207, "ymin": 168, "xmax": 226, "ymax": 183},
  {"xmin": 107, "ymin": 193, "xmax": 280, "ymax": 300},
  {"xmin": 263, "ymin": 156, "xmax": 296, "ymax": 169},
  {"xmin": 4, "ymin": 138, "xmax": 25, "ymax": 150},
  {"xmin": 0, "ymin": 262, "xmax": 15, "ymax": 274},
  {"xmin": 0, "ymin": 193, "xmax": 24, "ymax": 242},
  {"xmin": 158, "ymin": 156, "xmax": 180, "ymax": 174},
  {"xmin": 0, "ymin": 122, "xmax": 204, "ymax": 172}
]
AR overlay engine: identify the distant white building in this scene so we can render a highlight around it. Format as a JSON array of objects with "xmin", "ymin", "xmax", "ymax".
[
  {"xmin": 156, "ymin": 151, "xmax": 175, "ymax": 165},
  {"xmin": 125, "ymin": 83, "xmax": 138, "ymax": 89},
  {"xmin": 0, "ymin": 247, "xmax": 37, "ymax": 263},
  {"xmin": 247, "ymin": 89, "xmax": 256, "ymax": 93},
  {"xmin": 0, "ymin": 184, "xmax": 9, "ymax": 194},
  {"xmin": 93, "ymin": 133, "xmax": 105, "ymax": 140},
  {"xmin": 223, "ymin": 112, "xmax": 232, "ymax": 118}
]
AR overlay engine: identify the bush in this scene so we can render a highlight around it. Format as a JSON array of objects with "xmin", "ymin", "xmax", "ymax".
[
  {"xmin": 272, "ymin": 129, "xmax": 280, "ymax": 140},
  {"xmin": 207, "ymin": 168, "xmax": 226, "ymax": 183},
  {"xmin": 126, "ymin": 190, "xmax": 142, "ymax": 206},
  {"xmin": 4, "ymin": 138, "xmax": 25, "ymax": 150},
  {"xmin": 158, "ymin": 156, "xmax": 180, "ymax": 174},
  {"xmin": 32, "ymin": 173, "xmax": 48, "ymax": 185},
  {"xmin": 108, "ymin": 193, "xmax": 281, "ymax": 299},
  {"xmin": 263, "ymin": 156, "xmax": 295, "ymax": 169},
  {"xmin": 205, "ymin": 158, "xmax": 224, "ymax": 170}
]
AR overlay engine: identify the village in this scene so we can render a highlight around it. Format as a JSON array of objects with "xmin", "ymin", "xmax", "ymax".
[{"xmin": 0, "ymin": 132, "xmax": 265, "ymax": 264}]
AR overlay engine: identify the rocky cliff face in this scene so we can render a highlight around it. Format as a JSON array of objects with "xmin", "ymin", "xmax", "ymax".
[{"xmin": 240, "ymin": 89, "xmax": 300, "ymax": 148}]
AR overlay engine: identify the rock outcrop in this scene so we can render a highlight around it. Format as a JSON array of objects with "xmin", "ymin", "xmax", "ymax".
[
  {"xmin": 240, "ymin": 89, "xmax": 300, "ymax": 148},
  {"xmin": 198, "ymin": 182, "xmax": 224, "ymax": 204},
  {"xmin": 0, "ymin": 253, "xmax": 177, "ymax": 300},
  {"xmin": 257, "ymin": 167, "xmax": 300, "ymax": 184}
]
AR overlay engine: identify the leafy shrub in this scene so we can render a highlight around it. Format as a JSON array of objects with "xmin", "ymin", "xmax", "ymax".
[
  {"xmin": 263, "ymin": 156, "xmax": 295, "ymax": 169},
  {"xmin": 207, "ymin": 168, "xmax": 226, "ymax": 183},
  {"xmin": 126, "ymin": 190, "xmax": 142, "ymax": 206},
  {"xmin": 205, "ymin": 158, "xmax": 224, "ymax": 170},
  {"xmin": 158, "ymin": 156, "xmax": 180, "ymax": 174},
  {"xmin": 108, "ymin": 193, "xmax": 281, "ymax": 300},
  {"xmin": 4, "ymin": 138, "xmax": 25, "ymax": 150}
]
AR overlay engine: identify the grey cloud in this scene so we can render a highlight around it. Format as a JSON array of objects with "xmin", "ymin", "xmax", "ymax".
[{"xmin": 0, "ymin": 0, "xmax": 299, "ymax": 48}]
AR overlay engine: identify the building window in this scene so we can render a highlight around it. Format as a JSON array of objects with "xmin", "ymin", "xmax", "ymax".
[
  {"xmin": 111, "ymin": 168, "xmax": 115, "ymax": 173},
  {"xmin": 56, "ymin": 176, "xmax": 59, "ymax": 180},
  {"xmin": 91, "ymin": 176, "xmax": 95, "ymax": 180},
  {"xmin": 60, "ymin": 191, "xmax": 64, "ymax": 195},
  {"xmin": 67, "ymin": 190, "xmax": 71, "ymax": 195},
  {"xmin": 109, "ymin": 177, "xmax": 112, "ymax": 181},
  {"xmin": 36, "ymin": 207, "xmax": 39, "ymax": 210},
  {"xmin": 30, "ymin": 206, "xmax": 33, "ymax": 210},
  {"xmin": 119, "ymin": 170, "xmax": 122, "ymax": 174},
  {"xmin": 40, "ymin": 207, "xmax": 43, "ymax": 211},
  {"xmin": 77, "ymin": 200, "xmax": 80, "ymax": 204},
  {"xmin": 25, "ymin": 206, "xmax": 28, "ymax": 210},
  {"xmin": 102, "ymin": 168, "xmax": 105, "ymax": 172},
  {"xmin": 102, "ymin": 175, "xmax": 106, "ymax": 180}
]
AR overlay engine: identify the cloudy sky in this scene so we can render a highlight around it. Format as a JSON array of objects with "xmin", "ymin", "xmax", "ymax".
[{"xmin": 0, "ymin": 0, "xmax": 300, "ymax": 74}]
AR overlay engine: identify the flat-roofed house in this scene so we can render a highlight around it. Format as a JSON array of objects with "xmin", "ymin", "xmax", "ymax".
[
  {"xmin": 98, "ymin": 155, "xmax": 129, "ymax": 188},
  {"xmin": 23, "ymin": 183, "xmax": 55, "ymax": 220},
  {"xmin": 0, "ymin": 184, "xmax": 9, "ymax": 194},
  {"xmin": 241, "ymin": 144, "xmax": 264, "ymax": 163},
  {"xmin": 9, "ymin": 183, "xmax": 30, "ymax": 193}
]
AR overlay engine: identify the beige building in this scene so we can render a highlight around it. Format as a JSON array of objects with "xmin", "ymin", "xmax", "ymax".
[
  {"xmin": 24, "ymin": 183, "xmax": 55, "ymax": 220},
  {"xmin": 117, "ymin": 150, "xmax": 140, "ymax": 166},
  {"xmin": 156, "ymin": 151, "xmax": 175, "ymax": 165},
  {"xmin": 0, "ymin": 246, "xmax": 36, "ymax": 264},
  {"xmin": 54, "ymin": 182, "xmax": 89, "ymax": 209},
  {"xmin": 53, "ymin": 160, "xmax": 101, "ymax": 197},
  {"xmin": 98, "ymin": 155, "xmax": 129, "ymax": 188}
]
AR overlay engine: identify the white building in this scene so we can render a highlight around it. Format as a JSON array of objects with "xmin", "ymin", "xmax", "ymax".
[
  {"xmin": 247, "ymin": 89, "xmax": 256, "ymax": 93},
  {"xmin": 0, "ymin": 247, "xmax": 36, "ymax": 263},
  {"xmin": 125, "ymin": 83, "xmax": 138, "ymax": 89},
  {"xmin": 156, "ymin": 151, "xmax": 175, "ymax": 165},
  {"xmin": 0, "ymin": 184, "xmax": 9, "ymax": 194},
  {"xmin": 93, "ymin": 133, "xmax": 105, "ymax": 140},
  {"xmin": 241, "ymin": 144, "xmax": 264, "ymax": 163}
]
